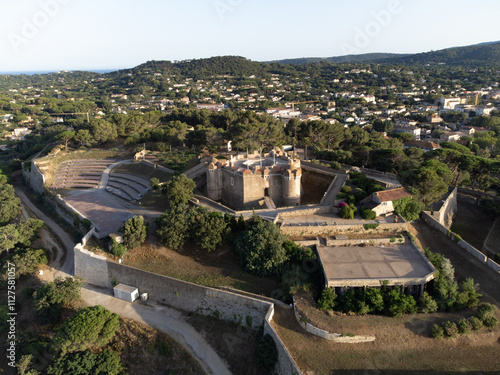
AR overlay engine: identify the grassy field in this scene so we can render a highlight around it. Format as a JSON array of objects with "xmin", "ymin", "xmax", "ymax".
[{"xmin": 124, "ymin": 241, "xmax": 281, "ymax": 297}]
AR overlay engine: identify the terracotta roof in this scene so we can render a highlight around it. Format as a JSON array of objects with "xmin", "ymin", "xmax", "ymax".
[{"xmin": 374, "ymin": 187, "xmax": 412, "ymax": 202}]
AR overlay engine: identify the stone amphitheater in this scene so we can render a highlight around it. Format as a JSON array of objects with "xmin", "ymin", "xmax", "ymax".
[{"xmin": 51, "ymin": 159, "xmax": 151, "ymax": 202}]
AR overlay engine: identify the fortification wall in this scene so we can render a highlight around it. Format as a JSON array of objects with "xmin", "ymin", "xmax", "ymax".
[
  {"xmin": 422, "ymin": 212, "xmax": 489, "ymax": 264},
  {"xmin": 436, "ymin": 187, "xmax": 458, "ymax": 228},
  {"xmin": 74, "ymin": 245, "xmax": 303, "ymax": 374},
  {"xmin": 74, "ymin": 244, "xmax": 111, "ymax": 288},
  {"xmin": 25, "ymin": 161, "xmax": 45, "ymax": 194},
  {"xmin": 107, "ymin": 261, "xmax": 270, "ymax": 329}
]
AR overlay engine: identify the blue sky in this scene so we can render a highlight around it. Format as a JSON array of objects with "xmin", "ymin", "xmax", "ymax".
[{"xmin": 1, "ymin": 0, "xmax": 499, "ymax": 71}]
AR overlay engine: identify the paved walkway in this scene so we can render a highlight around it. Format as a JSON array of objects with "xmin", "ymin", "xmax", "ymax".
[
  {"xmin": 98, "ymin": 159, "xmax": 134, "ymax": 189},
  {"xmin": 81, "ymin": 286, "xmax": 231, "ymax": 375}
]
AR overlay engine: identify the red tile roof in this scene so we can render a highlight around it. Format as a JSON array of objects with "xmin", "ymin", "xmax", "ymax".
[{"xmin": 374, "ymin": 187, "xmax": 412, "ymax": 202}]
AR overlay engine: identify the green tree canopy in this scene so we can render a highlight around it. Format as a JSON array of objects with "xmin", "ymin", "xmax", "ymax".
[
  {"xmin": 48, "ymin": 350, "xmax": 124, "ymax": 375},
  {"xmin": 122, "ymin": 215, "xmax": 148, "ymax": 250},
  {"xmin": 165, "ymin": 174, "xmax": 196, "ymax": 207},
  {"xmin": 51, "ymin": 305, "xmax": 120, "ymax": 356},
  {"xmin": 234, "ymin": 220, "xmax": 289, "ymax": 277},
  {"xmin": 0, "ymin": 184, "xmax": 21, "ymax": 225}
]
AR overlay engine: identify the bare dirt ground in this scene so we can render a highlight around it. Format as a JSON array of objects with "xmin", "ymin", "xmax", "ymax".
[
  {"xmin": 451, "ymin": 202, "xmax": 495, "ymax": 249},
  {"xmin": 187, "ymin": 314, "xmax": 263, "ymax": 375}
]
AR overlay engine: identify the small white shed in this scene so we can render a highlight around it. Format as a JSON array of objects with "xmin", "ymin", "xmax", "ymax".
[{"xmin": 113, "ymin": 284, "xmax": 139, "ymax": 302}]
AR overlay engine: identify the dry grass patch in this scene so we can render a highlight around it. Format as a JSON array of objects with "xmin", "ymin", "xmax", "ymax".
[
  {"xmin": 272, "ymin": 304, "xmax": 500, "ymax": 374},
  {"xmin": 111, "ymin": 317, "xmax": 204, "ymax": 375},
  {"xmin": 123, "ymin": 241, "xmax": 281, "ymax": 296}
]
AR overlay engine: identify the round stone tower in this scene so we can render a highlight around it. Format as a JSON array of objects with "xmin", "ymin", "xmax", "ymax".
[
  {"xmin": 206, "ymin": 157, "xmax": 223, "ymax": 201},
  {"xmin": 282, "ymin": 158, "xmax": 302, "ymax": 206}
]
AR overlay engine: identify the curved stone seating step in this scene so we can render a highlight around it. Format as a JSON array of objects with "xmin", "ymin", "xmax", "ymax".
[
  {"xmin": 56, "ymin": 175, "xmax": 101, "ymax": 181},
  {"xmin": 57, "ymin": 180, "xmax": 99, "ymax": 186},
  {"xmin": 110, "ymin": 173, "xmax": 151, "ymax": 189},
  {"xmin": 106, "ymin": 182, "xmax": 141, "ymax": 201},
  {"xmin": 108, "ymin": 180, "xmax": 142, "ymax": 195},
  {"xmin": 105, "ymin": 186, "xmax": 134, "ymax": 201},
  {"xmin": 108, "ymin": 176, "xmax": 150, "ymax": 193}
]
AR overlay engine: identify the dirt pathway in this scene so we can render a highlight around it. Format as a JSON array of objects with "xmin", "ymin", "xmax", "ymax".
[
  {"xmin": 14, "ymin": 176, "xmax": 76, "ymax": 277},
  {"xmin": 410, "ymin": 220, "xmax": 500, "ymax": 306}
]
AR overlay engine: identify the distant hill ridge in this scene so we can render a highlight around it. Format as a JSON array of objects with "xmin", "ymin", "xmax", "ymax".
[
  {"xmin": 267, "ymin": 41, "xmax": 500, "ymax": 66},
  {"xmin": 105, "ymin": 41, "xmax": 500, "ymax": 78}
]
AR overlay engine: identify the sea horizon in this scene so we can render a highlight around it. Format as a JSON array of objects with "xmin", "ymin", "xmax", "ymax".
[{"xmin": 0, "ymin": 69, "xmax": 118, "ymax": 76}]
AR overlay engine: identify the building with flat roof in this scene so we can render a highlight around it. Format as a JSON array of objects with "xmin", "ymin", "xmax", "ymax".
[{"xmin": 316, "ymin": 240, "xmax": 435, "ymax": 296}]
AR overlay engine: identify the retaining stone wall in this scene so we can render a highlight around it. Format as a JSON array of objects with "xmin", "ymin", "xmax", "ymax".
[
  {"xmin": 486, "ymin": 259, "xmax": 500, "ymax": 273},
  {"xmin": 280, "ymin": 222, "xmax": 408, "ymax": 237},
  {"xmin": 263, "ymin": 306, "xmax": 303, "ymax": 375},
  {"xmin": 292, "ymin": 298, "xmax": 375, "ymax": 343},
  {"xmin": 326, "ymin": 237, "xmax": 400, "ymax": 247}
]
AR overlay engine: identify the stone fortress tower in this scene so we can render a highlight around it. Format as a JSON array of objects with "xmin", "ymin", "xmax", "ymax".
[{"xmin": 206, "ymin": 148, "xmax": 302, "ymax": 210}]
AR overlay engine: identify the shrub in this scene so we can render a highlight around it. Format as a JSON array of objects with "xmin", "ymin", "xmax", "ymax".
[
  {"xmin": 418, "ymin": 292, "xmax": 438, "ymax": 314},
  {"xmin": 339, "ymin": 205, "xmax": 355, "ymax": 219},
  {"xmin": 390, "ymin": 237, "xmax": 396, "ymax": 243},
  {"xmin": 469, "ymin": 317, "xmax": 483, "ymax": 331},
  {"xmin": 329, "ymin": 161, "xmax": 342, "ymax": 170},
  {"xmin": 363, "ymin": 223, "xmax": 379, "ymax": 230},
  {"xmin": 483, "ymin": 316, "xmax": 499, "ymax": 328},
  {"xmin": 110, "ymin": 239, "xmax": 127, "ymax": 258},
  {"xmin": 431, "ymin": 324, "xmax": 444, "ymax": 339},
  {"xmin": 443, "ymin": 321, "xmax": 458, "ymax": 338},
  {"xmin": 360, "ymin": 207, "xmax": 376, "ymax": 220},
  {"xmin": 457, "ymin": 318, "xmax": 472, "ymax": 334},
  {"xmin": 341, "ymin": 186, "xmax": 352, "ymax": 194},
  {"xmin": 255, "ymin": 334, "xmax": 278, "ymax": 372},
  {"xmin": 34, "ymin": 277, "xmax": 83, "ymax": 324},
  {"xmin": 318, "ymin": 288, "xmax": 337, "ymax": 311},
  {"xmin": 48, "ymin": 350, "xmax": 124, "ymax": 375},
  {"xmin": 456, "ymin": 278, "xmax": 482, "ymax": 309},
  {"xmin": 283, "ymin": 240, "xmax": 316, "ymax": 262},
  {"xmin": 476, "ymin": 303, "xmax": 496, "ymax": 322}
]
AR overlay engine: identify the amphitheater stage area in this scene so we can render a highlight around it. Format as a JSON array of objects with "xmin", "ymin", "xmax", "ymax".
[
  {"xmin": 63, "ymin": 188, "xmax": 161, "ymax": 238},
  {"xmin": 317, "ymin": 242, "xmax": 436, "ymax": 291}
]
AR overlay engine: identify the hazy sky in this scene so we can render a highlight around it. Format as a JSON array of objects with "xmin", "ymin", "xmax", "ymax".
[{"xmin": 1, "ymin": 0, "xmax": 499, "ymax": 71}]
